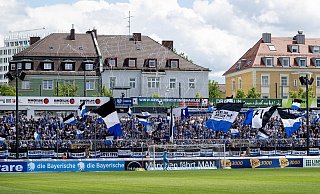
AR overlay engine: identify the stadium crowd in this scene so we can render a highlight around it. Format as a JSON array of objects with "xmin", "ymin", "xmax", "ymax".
[{"xmin": 0, "ymin": 111, "xmax": 320, "ymax": 151}]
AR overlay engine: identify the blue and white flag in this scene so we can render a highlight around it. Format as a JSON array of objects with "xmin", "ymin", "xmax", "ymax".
[
  {"xmin": 243, "ymin": 109, "xmax": 254, "ymax": 125},
  {"xmin": 230, "ymin": 128, "xmax": 240, "ymax": 137},
  {"xmin": 206, "ymin": 103, "xmax": 243, "ymax": 133},
  {"xmin": 34, "ymin": 131, "xmax": 40, "ymax": 141},
  {"xmin": 78, "ymin": 101, "xmax": 87, "ymax": 118},
  {"xmin": 181, "ymin": 107, "xmax": 190, "ymax": 120},
  {"xmin": 278, "ymin": 109, "xmax": 301, "ymax": 137},
  {"xmin": 257, "ymin": 129, "xmax": 269, "ymax": 139},
  {"xmin": 291, "ymin": 99, "xmax": 302, "ymax": 110},
  {"xmin": 207, "ymin": 106, "xmax": 213, "ymax": 113},
  {"xmin": 252, "ymin": 106, "xmax": 277, "ymax": 129},
  {"xmin": 93, "ymin": 99, "xmax": 122, "ymax": 138},
  {"xmin": 141, "ymin": 111, "xmax": 151, "ymax": 118},
  {"xmin": 76, "ymin": 129, "xmax": 84, "ymax": 139},
  {"xmin": 127, "ymin": 108, "xmax": 132, "ymax": 117},
  {"xmin": 63, "ymin": 113, "xmax": 78, "ymax": 125}
]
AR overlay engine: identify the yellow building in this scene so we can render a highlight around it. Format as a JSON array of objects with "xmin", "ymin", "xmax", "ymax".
[{"xmin": 223, "ymin": 31, "xmax": 320, "ymax": 99}]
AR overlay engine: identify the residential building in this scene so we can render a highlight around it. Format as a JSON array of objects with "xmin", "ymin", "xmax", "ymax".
[
  {"xmin": 223, "ymin": 31, "xmax": 320, "ymax": 98},
  {"xmin": 98, "ymin": 33, "xmax": 210, "ymax": 98},
  {"xmin": 10, "ymin": 27, "xmax": 100, "ymax": 97}
]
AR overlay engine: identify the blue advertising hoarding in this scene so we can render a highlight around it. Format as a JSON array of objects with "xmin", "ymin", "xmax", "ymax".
[
  {"xmin": 221, "ymin": 158, "xmax": 303, "ymax": 169},
  {"xmin": 27, "ymin": 161, "xmax": 125, "ymax": 172},
  {"xmin": 114, "ymin": 98, "xmax": 133, "ymax": 107},
  {"xmin": 0, "ymin": 162, "xmax": 27, "ymax": 172}
]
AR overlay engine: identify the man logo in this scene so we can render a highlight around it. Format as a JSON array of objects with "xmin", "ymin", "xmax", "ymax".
[
  {"xmin": 250, "ymin": 158, "xmax": 260, "ymax": 168},
  {"xmin": 279, "ymin": 158, "xmax": 289, "ymax": 168}
]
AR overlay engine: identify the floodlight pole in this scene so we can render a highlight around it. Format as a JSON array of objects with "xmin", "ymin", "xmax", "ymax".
[
  {"xmin": 15, "ymin": 64, "xmax": 19, "ymax": 159},
  {"xmin": 305, "ymin": 75, "xmax": 310, "ymax": 156}
]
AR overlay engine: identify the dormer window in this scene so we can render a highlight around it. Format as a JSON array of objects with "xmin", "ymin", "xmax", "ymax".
[
  {"xmin": 25, "ymin": 62, "xmax": 32, "ymax": 70},
  {"xmin": 289, "ymin": 45, "xmax": 299, "ymax": 53},
  {"xmin": 312, "ymin": 58, "xmax": 320, "ymax": 67},
  {"xmin": 17, "ymin": 63, "xmax": 22, "ymax": 70},
  {"xmin": 147, "ymin": 59, "xmax": 157, "ymax": 68},
  {"xmin": 280, "ymin": 57, "xmax": 290, "ymax": 67},
  {"xmin": 296, "ymin": 57, "xmax": 307, "ymax": 67},
  {"xmin": 106, "ymin": 58, "xmax": 117, "ymax": 67},
  {"xmin": 263, "ymin": 57, "xmax": 273, "ymax": 67},
  {"xmin": 65, "ymin": 63, "xmax": 73, "ymax": 70},
  {"xmin": 44, "ymin": 63, "xmax": 52, "ymax": 70},
  {"xmin": 310, "ymin": 46, "xmax": 320, "ymax": 53},
  {"xmin": 128, "ymin": 59, "xmax": 136, "ymax": 67},
  {"xmin": 169, "ymin": 59, "xmax": 179, "ymax": 68},
  {"xmin": 85, "ymin": 63, "xmax": 93, "ymax": 71},
  {"xmin": 10, "ymin": 63, "xmax": 15, "ymax": 71}
]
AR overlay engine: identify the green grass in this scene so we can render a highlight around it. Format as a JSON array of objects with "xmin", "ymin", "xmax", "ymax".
[{"xmin": 0, "ymin": 168, "xmax": 319, "ymax": 194}]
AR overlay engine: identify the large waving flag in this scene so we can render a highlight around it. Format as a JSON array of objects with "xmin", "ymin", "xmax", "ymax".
[
  {"xmin": 278, "ymin": 109, "xmax": 301, "ymax": 137},
  {"xmin": 93, "ymin": 99, "xmax": 122, "ymax": 138},
  {"xmin": 291, "ymin": 99, "xmax": 302, "ymax": 110},
  {"xmin": 63, "ymin": 113, "xmax": 78, "ymax": 125},
  {"xmin": 243, "ymin": 109, "xmax": 254, "ymax": 125},
  {"xmin": 257, "ymin": 129, "xmax": 269, "ymax": 139},
  {"xmin": 252, "ymin": 106, "xmax": 277, "ymax": 129},
  {"xmin": 127, "ymin": 108, "xmax": 132, "ymax": 117},
  {"xmin": 206, "ymin": 103, "xmax": 243, "ymax": 133},
  {"xmin": 78, "ymin": 101, "xmax": 87, "ymax": 118}
]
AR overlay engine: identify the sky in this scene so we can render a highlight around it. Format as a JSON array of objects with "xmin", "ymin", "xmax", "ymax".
[{"xmin": 1, "ymin": 0, "xmax": 320, "ymax": 83}]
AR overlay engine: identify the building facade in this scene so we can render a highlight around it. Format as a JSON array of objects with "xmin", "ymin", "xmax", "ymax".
[
  {"xmin": 224, "ymin": 31, "xmax": 320, "ymax": 99},
  {"xmin": 10, "ymin": 28, "xmax": 101, "ymax": 97},
  {"xmin": 98, "ymin": 33, "xmax": 210, "ymax": 98}
]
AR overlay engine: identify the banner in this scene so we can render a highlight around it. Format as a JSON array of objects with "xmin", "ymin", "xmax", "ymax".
[
  {"xmin": 220, "ymin": 158, "xmax": 302, "ymax": 168},
  {"xmin": 114, "ymin": 98, "xmax": 133, "ymax": 107},
  {"xmin": 144, "ymin": 159, "xmax": 218, "ymax": 170},
  {"xmin": 303, "ymin": 158, "xmax": 320, "ymax": 167},
  {"xmin": 0, "ymin": 162, "xmax": 27, "ymax": 172},
  {"xmin": 211, "ymin": 98, "xmax": 282, "ymax": 107},
  {"xmin": 27, "ymin": 161, "xmax": 125, "ymax": 172},
  {"xmin": 134, "ymin": 97, "xmax": 207, "ymax": 107}
]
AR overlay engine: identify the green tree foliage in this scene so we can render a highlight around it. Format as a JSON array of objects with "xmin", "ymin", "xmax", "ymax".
[
  {"xmin": 289, "ymin": 87, "xmax": 315, "ymax": 99},
  {"xmin": 101, "ymin": 85, "xmax": 113, "ymax": 97},
  {"xmin": 196, "ymin": 92, "xmax": 203, "ymax": 98},
  {"xmin": 0, "ymin": 84, "xmax": 16, "ymax": 96},
  {"xmin": 236, "ymin": 89, "xmax": 246, "ymax": 98},
  {"xmin": 208, "ymin": 80, "xmax": 222, "ymax": 98},
  {"xmin": 151, "ymin": 94, "xmax": 161, "ymax": 98},
  {"xmin": 55, "ymin": 82, "xmax": 79, "ymax": 97},
  {"xmin": 246, "ymin": 87, "xmax": 261, "ymax": 98}
]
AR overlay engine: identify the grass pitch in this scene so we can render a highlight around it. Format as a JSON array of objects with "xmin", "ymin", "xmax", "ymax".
[{"xmin": 0, "ymin": 168, "xmax": 319, "ymax": 194}]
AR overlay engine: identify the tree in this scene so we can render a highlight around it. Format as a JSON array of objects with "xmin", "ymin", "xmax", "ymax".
[
  {"xmin": 55, "ymin": 82, "xmax": 79, "ymax": 97},
  {"xmin": 208, "ymin": 80, "xmax": 222, "ymax": 98},
  {"xmin": 289, "ymin": 87, "xmax": 315, "ymax": 99},
  {"xmin": 196, "ymin": 92, "xmax": 203, "ymax": 98},
  {"xmin": 236, "ymin": 89, "xmax": 246, "ymax": 98},
  {"xmin": 101, "ymin": 85, "xmax": 113, "ymax": 97},
  {"xmin": 151, "ymin": 94, "xmax": 161, "ymax": 98},
  {"xmin": 0, "ymin": 84, "xmax": 16, "ymax": 96},
  {"xmin": 246, "ymin": 87, "xmax": 261, "ymax": 98}
]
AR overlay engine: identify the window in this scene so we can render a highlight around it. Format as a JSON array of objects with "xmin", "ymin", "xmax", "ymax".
[
  {"xmin": 281, "ymin": 58, "xmax": 290, "ymax": 67},
  {"xmin": 265, "ymin": 58, "xmax": 273, "ymax": 67},
  {"xmin": 148, "ymin": 59, "xmax": 156, "ymax": 68},
  {"xmin": 261, "ymin": 75, "xmax": 269, "ymax": 87},
  {"xmin": 294, "ymin": 79, "xmax": 297, "ymax": 87},
  {"xmin": 268, "ymin": 45, "xmax": 276, "ymax": 51},
  {"xmin": 25, "ymin": 62, "xmax": 32, "ymax": 70},
  {"xmin": 169, "ymin": 78, "xmax": 176, "ymax": 89},
  {"xmin": 170, "ymin": 60, "xmax": 178, "ymax": 68},
  {"xmin": 85, "ymin": 63, "xmax": 93, "ymax": 71},
  {"xmin": 232, "ymin": 80, "xmax": 235, "ymax": 92},
  {"xmin": 86, "ymin": 80, "xmax": 95, "ymax": 90},
  {"xmin": 147, "ymin": 77, "xmax": 160, "ymax": 88},
  {"xmin": 65, "ymin": 63, "xmax": 73, "ymax": 70},
  {"xmin": 299, "ymin": 58, "xmax": 307, "ymax": 67},
  {"xmin": 189, "ymin": 78, "xmax": 195, "ymax": 89},
  {"xmin": 129, "ymin": 78, "xmax": 136, "ymax": 88},
  {"xmin": 43, "ymin": 80, "xmax": 53, "ymax": 90},
  {"xmin": 110, "ymin": 77, "xmax": 116, "ymax": 89},
  {"xmin": 21, "ymin": 81, "xmax": 30, "ymax": 90},
  {"xmin": 17, "ymin": 63, "xmax": 22, "ymax": 69},
  {"xmin": 3, "ymin": 66, "xmax": 7, "ymax": 71},
  {"xmin": 128, "ymin": 59, "xmax": 136, "ymax": 67},
  {"xmin": 44, "ymin": 63, "xmax": 52, "ymax": 70},
  {"xmin": 317, "ymin": 77, "xmax": 320, "ymax": 87},
  {"xmin": 10, "ymin": 64, "xmax": 15, "ymax": 70},
  {"xmin": 280, "ymin": 76, "xmax": 288, "ymax": 86},
  {"xmin": 107, "ymin": 58, "xmax": 116, "ymax": 67},
  {"xmin": 238, "ymin": 78, "xmax": 242, "ymax": 89},
  {"xmin": 291, "ymin": 45, "xmax": 299, "ymax": 53},
  {"xmin": 316, "ymin": 59, "xmax": 320, "ymax": 67},
  {"xmin": 313, "ymin": 46, "xmax": 320, "ymax": 53}
]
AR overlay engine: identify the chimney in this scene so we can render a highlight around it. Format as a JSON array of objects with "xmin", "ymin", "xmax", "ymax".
[
  {"xmin": 132, "ymin": 33, "xmax": 141, "ymax": 41},
  {"xmin": 262, "ymin": 33, "xmax": 271, "ymax": 43},
  {"xmin": 296, "ymin": 30, "xmax": 305, "ymax": 44},
  {"xmin": 29, "ymin": 37, "xmax": 40, "ymax": 45},
  {"xmin": 162, "ymin": 40, "xmax": 173, "ymax": 51},
  {"xmin": 70, "ymin": 24, "xmax": 75, "ymax": 40}
]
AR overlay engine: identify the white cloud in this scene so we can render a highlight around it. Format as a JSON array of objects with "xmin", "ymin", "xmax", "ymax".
[{"xmin": 2, "ymin": 0, "xmax": 320, "ymax": 83}]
